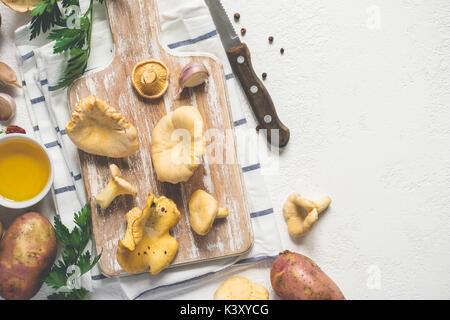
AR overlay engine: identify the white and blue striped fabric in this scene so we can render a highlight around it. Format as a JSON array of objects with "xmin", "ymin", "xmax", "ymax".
[{"xmin": 14, "ymin": 0, "xmax": 282, "ymax": 300}]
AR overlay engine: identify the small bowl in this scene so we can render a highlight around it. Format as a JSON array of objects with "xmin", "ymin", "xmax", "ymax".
[{"xmin": 0, "ymin": 134, "xmax": 54, "ymax": 209}]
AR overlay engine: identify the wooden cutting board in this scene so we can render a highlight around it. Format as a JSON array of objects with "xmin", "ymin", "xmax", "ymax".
[{"xmin": 68, "ymin": 0, "xmax": 253, "ymax": 277}]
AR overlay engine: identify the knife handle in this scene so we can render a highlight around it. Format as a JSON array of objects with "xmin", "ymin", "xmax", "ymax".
[{"xmin": 226, "ymin": 43, "xmax": 290, "ymax": 147}]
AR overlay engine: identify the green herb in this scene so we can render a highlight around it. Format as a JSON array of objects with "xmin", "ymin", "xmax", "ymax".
[
  {"xmin": 45, "ymin": 203, "xmax": 102, "ymax": 300},
  {"xmin": 29, "ymin": 0, "xmax": 104, "ymax": 89},
  {"xmin": 29, "ymin": 0, "xmax": 64, "ymax": 40}
]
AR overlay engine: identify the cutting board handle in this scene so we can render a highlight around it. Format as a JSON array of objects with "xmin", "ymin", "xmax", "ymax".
[{"xmin": 105, "ymin": 0, "xmax": 163, "ymax": 65}]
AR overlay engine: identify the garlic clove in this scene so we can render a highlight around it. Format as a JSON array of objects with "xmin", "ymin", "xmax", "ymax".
[
  {"xmin": 0, "ymin": 62, "xmax": 22, "ymax": 88},
  {"xmin": 0, "ymin": 93, "xmax": 16, "ymax": 122},
  {"xmin": 179, "ymin": 62, "xmax": 209, "ymax": 89}
]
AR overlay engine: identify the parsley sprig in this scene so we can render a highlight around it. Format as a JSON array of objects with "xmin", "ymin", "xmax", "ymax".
[
  {"xmin": 29, "ymin": 0, "xmax": 104, "ymax": 89},
  {"xmin": 45, "ymin": 204, "xmax": 102, "ymax": 300}
]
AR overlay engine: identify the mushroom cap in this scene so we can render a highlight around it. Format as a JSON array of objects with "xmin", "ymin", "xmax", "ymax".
[
  {"xmin": 132, "ymin": 59, "xmax": 169, "ymax": 99},
  {"xmin": 116, "ymin": 194, "xmax": 181, "ymax": 275},
  {"xmin": 214, "ymin": 276, "xmax": 269, "ymax": 300},
  {"xmin": 66, "ymin": 96, "xmax": 139, "ymax": 158},
  {"xmin": 120, "ymin": 207, "xmax": 145, "ymax": 251},
  {"xmin": 151, "ymin": 106, "xmax": 205, "ymax": 184},
  {"xmin": 0, "ymin": 0, "xmax": 39, "ymax": 13},
  {"xmin": 189, "ymin": 190, "xmax": 220, "ymax": 236}
]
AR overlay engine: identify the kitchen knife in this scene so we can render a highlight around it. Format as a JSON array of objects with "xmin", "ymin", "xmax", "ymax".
[{"xmin": 205, "ymin": 0, "xmax": 290, "ymax": 147}]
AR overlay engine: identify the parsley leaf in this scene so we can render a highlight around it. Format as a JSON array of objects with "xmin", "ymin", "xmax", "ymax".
[
  {"xmin": 48, "ymin": 288, "xmax": 90, "ymax": 300},
  {"xmin": 44, "ymin": 203, "xmax": 102, "ymax": 300},
  {"xmin": 29, "ymin": 0, "xmax": 104, "ymax": 89},
  {"xmin": 30, "ymin": 0, "xmax": 64, "ymax": 40}
]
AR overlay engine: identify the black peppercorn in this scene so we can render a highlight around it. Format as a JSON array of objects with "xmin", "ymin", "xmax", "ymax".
[
  {"xmin": 280, "ymin": 48, "xmax": 285, "ymax": 54},
  {"xmin": 268, "ymin": 36, "xmax": 274, "ymax": 43},
  {"xmin": 234, "ymin": 13, "xmax": 240, "ymax": 21},
  {"xmin": 262, "ymin": 72, "xmax": 267, "ymax": 80}
]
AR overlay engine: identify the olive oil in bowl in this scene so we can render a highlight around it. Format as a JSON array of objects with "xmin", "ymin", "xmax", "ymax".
[{"xmin": 0, "ymin": 138, "xmax": 51, "ymax": 202}]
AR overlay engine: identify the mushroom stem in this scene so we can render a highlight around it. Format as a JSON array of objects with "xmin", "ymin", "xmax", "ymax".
[
  {"xmin": 315, "ymin": 196, "xmax": 332, "ymax": 214},
  {"xmin": 141, "ymin": 70, "xmax": 157, "ymax": 85},
  {"xmin": 95, "ymin": 164, "xmax": 137, "ymax": 210},
  {"xmin": 217, "ymin": 208, "xmax": 229, "ymax": 219}
]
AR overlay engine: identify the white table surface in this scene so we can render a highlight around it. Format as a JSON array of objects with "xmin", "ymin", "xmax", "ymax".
[{"xmin": 1, "ymin": 0, "xmax": 450, "ymax": 300}]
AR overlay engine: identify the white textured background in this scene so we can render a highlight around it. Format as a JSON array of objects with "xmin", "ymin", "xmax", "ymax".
[{"xmin": 1, "ymin": 0, "xmax": 450, "ymax": 299}]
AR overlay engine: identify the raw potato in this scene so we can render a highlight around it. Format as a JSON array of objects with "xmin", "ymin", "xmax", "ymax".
[
  {"xmin": 0, "ymin": 212, "xmax": 56, "ymax": 300},
  {"xmin": 214, "ymin": 276, "xmax": 269, "ymax": 300},
  {"xmin": 270, "ymin": 251, "xmax": 345, "ymax": 300}
]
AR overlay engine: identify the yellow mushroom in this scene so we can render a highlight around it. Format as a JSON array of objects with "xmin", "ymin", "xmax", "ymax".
[
  {"xmin": 65, "ymin": 96, "xmax": 139, "ymax": 158},
  {"xmin": 95, "ymin": 164, "xmax": 137, "ymax": 210},
  {"xmin": 282, "ymin": 193, "xmax": 331, "ymax": 237},
  {"xmin": 151, "ymin": 106, "xmax": 206, "ymax": 184},
  {"xmin": 116, "ymin": 194, "xmax": 181, "ymax": 275},
  {"xmin": 214, "ymin": 276, "xmax": 269, "ymax": 300},
  {"xmin": 189, "ymin": 190, "xmax": 228, "ymax": 236},
  {"xmin": 0, "ymin": 0, "xmax": 39, "ymax": 13},
  {"xmin": 120, "ymin": 206, "xmax": 149, "ymax": 251},
  {"xmin": 131, "ymin": 59, "xmax": 169, "ymax": 99}
]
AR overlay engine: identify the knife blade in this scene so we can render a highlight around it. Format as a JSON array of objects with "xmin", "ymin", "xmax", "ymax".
[{"xmin": 205, "ymin": 0, "xmax": 290, "ymax": 147}]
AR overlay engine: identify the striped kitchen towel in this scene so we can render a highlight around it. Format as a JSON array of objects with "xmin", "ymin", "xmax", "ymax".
[{"xmin": 14, "ymin": 0, "xmax": 282, "ymax": 300}]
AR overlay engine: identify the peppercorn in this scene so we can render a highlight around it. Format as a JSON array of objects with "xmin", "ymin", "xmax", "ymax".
[
  {"xmin": 280, "ymin": 48, "xmax": 285, "ymax": 55},
  {"xmin": 241, "ymin": 28, "xmax": 246, "ymax": 36},
  {"xmin": 234, "ymin": 13, "xmax": 240, "ymax": 22},
  {"xmin": 268, "ymin": 36, "xmax": 274, "ymax": 43},
  {"xmin": 262, "ymin": 72, "xmax": 267, "ymax": 80}
]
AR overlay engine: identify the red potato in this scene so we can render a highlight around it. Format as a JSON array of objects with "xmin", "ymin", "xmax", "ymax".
[
  {"xmin": 0, "ymin": 212, "xmax": 56, "ymax": 300},
  {"xmin": 271, "ymin": 251, "xmax": 345, "ymax": 300}
]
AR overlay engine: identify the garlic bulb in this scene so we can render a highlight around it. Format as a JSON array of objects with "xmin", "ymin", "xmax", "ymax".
[
  {"xmin": 0, "ymin": 93, "xmax": 16, "ymax": 122},
  {"xmin": 0, "ymin": 62, "xmax": 22, "ymax": 88}
]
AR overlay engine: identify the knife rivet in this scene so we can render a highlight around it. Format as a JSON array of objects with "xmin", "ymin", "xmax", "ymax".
[
  {"xmin": 264, "ymin": 115, "xmax": 272, "ymax": 124},
  {"xmin": 250, "ymin": 85, "xmax": 258, "ymax": 94},
  {"xmin": 237, "ymin": 56, "xmax": 245, "ymax": 64}
]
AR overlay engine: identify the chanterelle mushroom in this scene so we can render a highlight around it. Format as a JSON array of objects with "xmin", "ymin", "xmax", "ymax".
[
  {"xmin": 65, "ymin": 96, "xmax": 139, "ymax": 158},
  {"xmin": 132, "ymin": 59, "xmax": 169, "ymax": 99},
  {"xmin": 189, "ymin": 190, "xmax": 228, "ymax": 236},
  {"xmin": 282, "ymin": 193, "xmax": 331, "ymax": 237},
  {"xmin": 95, "ymin": 164, "xmax": 137, "ymax": 210},
  {"xmin": 151, "ymin": 106, "xmax": 206, "ymax": 184},
  {"xmin": 116, "ymin": 194, "xmax": 181, "ymax": 275},
  {"xmin": 0, "ymin": 0, "xmax": 39, "ymax": 13}
]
